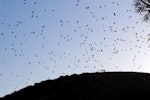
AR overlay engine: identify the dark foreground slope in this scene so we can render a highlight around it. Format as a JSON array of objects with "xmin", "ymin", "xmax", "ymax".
[{"xmin": 2, "ymin": 72, "xmax": 150, "ymax": 100}]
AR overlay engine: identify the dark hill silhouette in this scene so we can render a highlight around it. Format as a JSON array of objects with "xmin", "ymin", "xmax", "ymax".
[{"xmin": 2, "ymin": 72, "xmax": 150, "ymax": 100}]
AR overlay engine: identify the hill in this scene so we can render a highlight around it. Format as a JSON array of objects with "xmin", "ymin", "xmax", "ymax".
[{"xmin": 1, "ymin": 72, "xmax": 150, "ymax": 100}]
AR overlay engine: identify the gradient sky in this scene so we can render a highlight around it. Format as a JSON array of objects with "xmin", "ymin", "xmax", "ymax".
[{"xmin": 1, "ymin": 0, "xmax": 150, "ymax": 97}]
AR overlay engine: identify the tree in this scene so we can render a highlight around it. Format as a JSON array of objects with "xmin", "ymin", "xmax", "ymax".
[{"xmin": 133, "ymin": 0, "xmax": 150, "ymax": 22}]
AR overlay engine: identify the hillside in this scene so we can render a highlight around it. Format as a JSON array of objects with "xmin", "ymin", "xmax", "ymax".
[{"xmin": 2, "ymin": 72, "xmax": 150, "ymax": 100}]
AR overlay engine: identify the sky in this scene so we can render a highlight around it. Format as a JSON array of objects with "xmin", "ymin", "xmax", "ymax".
[{"xmin": 1, "ymin": 0, "xmax": 150, "ymax": 97}]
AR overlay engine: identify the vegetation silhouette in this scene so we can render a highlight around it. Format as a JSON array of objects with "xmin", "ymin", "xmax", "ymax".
[{"xmin": 134, "ymin": 0, "xmax": 150, "ymax": 22}]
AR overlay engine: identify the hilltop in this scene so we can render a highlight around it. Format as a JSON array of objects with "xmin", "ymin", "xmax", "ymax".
[{"xmin": 2, "ymin": 72, "xmax": 150, "ymax": 100}]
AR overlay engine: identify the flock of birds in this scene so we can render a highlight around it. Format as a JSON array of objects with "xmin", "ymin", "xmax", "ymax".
[{"xmin": 0, "ymin": 0, "xmax": 150, "ymax": 97}]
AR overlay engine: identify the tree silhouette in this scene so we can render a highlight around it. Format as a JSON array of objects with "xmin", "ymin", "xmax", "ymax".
[{"xmin": 133, "ymin": 0, "xmax": 150, "ymax": 22}]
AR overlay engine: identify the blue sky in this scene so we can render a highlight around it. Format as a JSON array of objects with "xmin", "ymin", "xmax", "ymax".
[{"xmin": 1, "ymin": 0, "xmax": 150, "ymax": 97}]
